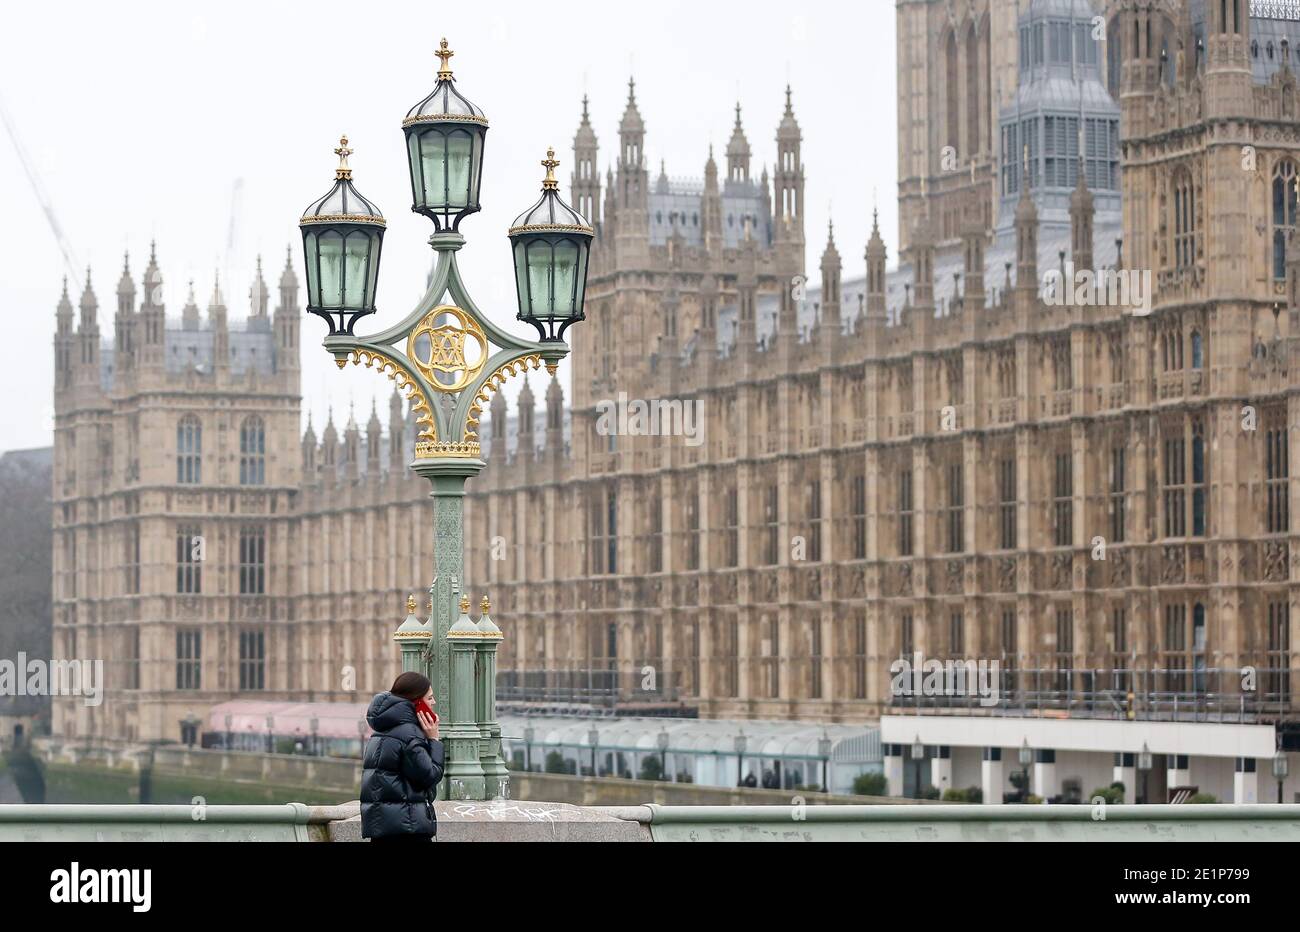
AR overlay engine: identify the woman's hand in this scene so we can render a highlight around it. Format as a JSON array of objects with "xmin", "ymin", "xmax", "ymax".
[{"xmin": 417, "ymin": 708, "xmax": 439, "ymax": 741}]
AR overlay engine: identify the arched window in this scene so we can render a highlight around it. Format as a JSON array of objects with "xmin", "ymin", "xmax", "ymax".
[
  {"xmin": 1172, "ymin": 168, "xmax": 1197, "ymax": 269},
  {"xmin": 967, "ymin": 24, "xmax": 980, "ymax": 155},
  {"xmin": 177, "ymin": 416, "xmax": 202, "ymax": 484},
  {"xmin": 1190, "ymin": 330, "xmax": 1203, "ymax": 369},
  {"xmin": 239, "ymin": 416, "xmax": 265, "ymax": 486},
  {"xmin": 946, "ymin": 30, "xmax": 960, "ymax": 152},
  {"xmin": 1272, "ymin": 160, "xmax": 1297, "ymax": 281}
]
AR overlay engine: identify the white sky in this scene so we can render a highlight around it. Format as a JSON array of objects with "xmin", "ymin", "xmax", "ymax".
[{"xmin": 0, "ymin": 0, "xmax": 897, "ymax": 454}]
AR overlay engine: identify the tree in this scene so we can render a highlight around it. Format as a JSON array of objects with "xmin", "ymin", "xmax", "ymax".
[
  {"xmin": 637, "ymin": 756, "xmax": 663, "ymax": 781},
  {"xmin": 544, "ymin": 750, "xmax": 568, "ymax": 774}
]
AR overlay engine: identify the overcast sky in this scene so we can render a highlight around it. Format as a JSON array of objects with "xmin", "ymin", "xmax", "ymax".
[{"xmin": 0, "ymin": 0, "xmax": 896, "ymax": 454}]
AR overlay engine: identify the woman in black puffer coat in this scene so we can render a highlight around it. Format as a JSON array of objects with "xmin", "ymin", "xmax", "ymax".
[{"xmin": 360, "ymin": 672, "xmax": 445, "ymax": 842}]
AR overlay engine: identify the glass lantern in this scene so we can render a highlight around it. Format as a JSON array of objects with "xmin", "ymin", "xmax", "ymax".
[
  {"xmin": 403, "ymin": 39, "xmax": 488, "ymax": 231},
  {"xmin": 509, "ymin": 147, "xmax": 594, "ymax": 341},
  {"xmin": 299, "ymin": 135, "xmax": 386, "ymax": 336}
]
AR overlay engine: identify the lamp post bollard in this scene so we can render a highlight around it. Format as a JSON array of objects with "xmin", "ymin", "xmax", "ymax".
[
  {"xmin": 476, "ymin": 595, "xmax": 508, "ymax": 799},
  {"xmin": 297, "ymin": 39, "xmax": 591, "ymax": 804},
  {"xmin": 445, "ymin": 597, "xmax": 486, "ymax": 800}
]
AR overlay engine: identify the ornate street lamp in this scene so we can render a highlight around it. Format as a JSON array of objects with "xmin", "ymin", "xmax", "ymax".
[
  {"xmin": 657, "ymin": 726, "xmax": 670, "ymax": 782},
  {"xmin": 588, "ymin": 726, "xmax": 600, "ymax": 777},
  {"xmin": 1273, "ymin": 751, "xmax": 1289, "ymax": 804},
  {"xmin": 734, "ymin": 730, "xmax": 748, "ymax": 786},
  {"xmin": 402, "ymin": 38, "xmax": 487, "ymax": 231},
  {"xmin": 509, "ymin": 148, "xmax": 594, "ymax": 342},
  {"xmin": 1019, "ymin": 740, "xmax": 1033, "ymax": 803},
  {"xmin": 1137, "ymin": 742, "xmax": 1153, "ymax": 804},
  {"xmin": 523, "ymin": 724, "xmax": 535, "ymax": 772},
  {"xmin": 818, "ymin": 731, "xmax": 833, "ymax": 794},
  {"xmin": 299, "ymin": 135, "xmax": 386, "ymax": 336},
  {"xmin": 297, "ymin": 38, "xmax": 585, "ymax": 802}
]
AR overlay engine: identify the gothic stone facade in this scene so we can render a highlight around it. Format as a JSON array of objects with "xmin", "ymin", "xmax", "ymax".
[{"xmin": 52, "ymin": 0, "xmax": 1300, "ymax": 742}]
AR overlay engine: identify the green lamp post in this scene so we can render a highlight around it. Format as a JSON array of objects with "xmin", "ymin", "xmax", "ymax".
[{"xmin": 297, "ymin": 38, "xmax": 591, "ymax": 801}]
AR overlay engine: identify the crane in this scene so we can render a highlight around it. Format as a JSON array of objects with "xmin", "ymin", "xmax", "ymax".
[{"xmin": 0, "ymin": 92, "xmax": 82, "ymax": 292}]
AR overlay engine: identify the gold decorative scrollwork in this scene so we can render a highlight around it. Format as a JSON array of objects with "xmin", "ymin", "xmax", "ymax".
[
  {"xmin": 406, "ymin": 305, "xmax": 488, "ymax": 394},
  {"xmin": 463, "ymin": 354, "xmax": 543, "ymax": 443},
  {"xmin": 336, "ymin": 349, "xmax": 435, "ymax": 441}
]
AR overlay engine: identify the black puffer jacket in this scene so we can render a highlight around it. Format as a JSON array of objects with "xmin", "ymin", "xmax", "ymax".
[{"xmin": 360, "ymin": 692, "xmax": 445, "ymax": 839}]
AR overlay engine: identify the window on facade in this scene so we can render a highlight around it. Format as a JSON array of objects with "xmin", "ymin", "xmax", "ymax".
[
  {"xmin": 724, "ymin": 488, "xmax": 739, "ymax": 567},
  {"xmin": 945, "ymin": 462, "xmax": 963, "ymax": 553},
  {"xmin": 807, "ymin": 480, "xmax": 822, "ymax": 562},
  {"xmin": 946, "ymin": 31, "xmax": 960, "ymax": 152},
  {"xmin": 684, "ymin": 494, "xmax": 699, "ymax": 572},
  {"xmin": 763, "ymin": 616, "xmax": 780, "ymax": 698},
  {"xmin": 1267, "ymin": 599, "xmax": 1291, "ymax": 703},
  {"xmin": 176, "ymin": 629, "xmax": 201, "ymax": 690},
  {"xmin": 239, "ymin": 630, "xmax": 266, "ymax": 691},
  {"xmin": 647, "ymin": 494, "xmax": 663, "ymax": 574},
  {"xmin": 1110, "ymin": 446, "xmax": 1127, "ymax": 543},
  {"xmin": 1053, "ymin": 451, "xmax": 1072, "ymax": 547},
  {"xmin": 176, "ymin": 526, "xmax": 202, "ymax": 594},
  {"xmin": 1173, "ymin": 169, "xmax": 1197, "ymax": 270},
  {"xmin": 1192, "ymin": 420, "xmax": 1207, "ymax": 536},
  {"xmin": 1273, "ymin": 161, "xmax": 1297, "ymax": 280},
  {"xmin": 1163, "ymin": 432, "xmax": 1188, "ymax": 537},
  {"xmin": 1055, "ymin": 608, "xmax": 1073, "ymax": 693},
  {"xmin": 177, "ymin": 416, "xmax": 202, "ymax": 484},
  {"xmin": 1163, "ymin": 603, "xmax": 1187, "ymax": 694},
  {"xmin": 1052, "ymin": 340, "xmax": 1072, "ymax": 391},
  {"xmin": 1111, "ymin": 607, "xmax": 1129, "ymax": 690},
  {"xmin": 1267, "ymin": 417, "xmax": 1290, "ymax": 533},
  {"xmin": 999, "ymin": 457, "xmax": 1016, "ymax": 549},
  {"xmin": 900, "ymin": 612, "xmax": 914, "ymax": 658},
  {"xmin": 851, "ymin": 474, "xmax": 867, "ymax": 559},
  {"xmin": 853, "ymin": 615, "xmax": 867, "ymax": 699},
  {"xmin": 124, "ymin": 521, "xmax": 140, "ymax": 595},
  {"xmin": 239, "ymin": 416, "xmax": 266, "ymax": 485},
  {"xmin": 125, "ymin": 627, "xmax": 140, "ymax": 690},
  {"xmin": 898, "ymin": 469, "xmax": 914, "ymax": 556},
  {"xmin": 949, "ymin": 612, "xmax": 964, "ymax": 656},
  {"xmin": 809, "ymin": 620, "xmax": 822, "ymax": 700},
  {"xmin": 239, "ymin": 525, "xmax": 266, "ymax": 595},
  {"xmin": 966, "ymin": 26, "xmax": 980, "ymax": 153},
  {"xmin": 1161, "ymin": 327, "xmax": 1184, "ymax": 372},
  {"xmin": 763, "ymin": 485, "xmax": 779, "ymax": 566},
  {"xmin": 1192, "ymin": 603, "xmax": 1207, "ymax": 694},
  {"xmin": 724, "ymin": 619, "xmax": 740, "ymax": 697}
]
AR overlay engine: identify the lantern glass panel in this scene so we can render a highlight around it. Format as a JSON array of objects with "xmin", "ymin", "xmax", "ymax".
[
  {"xmin": 553, "ymin": 240, "xmax": 579, "ymax": 315},
  {"xmin": 318, "ymin": 231, "xmax": 344, "ymax": 307},
  {"xmin": 446, "ymin": 130, "xmax": 473, "ymax": 208},
  {"xmin": 304, "ymin": 231, "xmax": 319, "ymax": 302},
  {"xmin": 526, "ymin": 241, "xmax": 551, "ymax": 315},
  {"xmin": 365, "ymin": 231, "xmax": 381, "ymax": 305},
  {"xmin": 343, "ymin": 232, "xmax": 371, "ymax": 308},
  {"xmin": 514, "ymin": 241, "xmax": 530, "ymax": 315},
  {"xmin": 418, "ymin": 131, "xmax": 448, "ymax": 209}
]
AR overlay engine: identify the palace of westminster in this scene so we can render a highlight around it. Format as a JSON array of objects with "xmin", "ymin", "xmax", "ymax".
[{"xmin": 50, "ymin": 0, "xmax": 1300, "ymax": 742}]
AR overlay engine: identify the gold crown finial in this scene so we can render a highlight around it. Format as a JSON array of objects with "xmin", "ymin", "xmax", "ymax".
[
  {"xmin": 335, "ymin": 135, "xmax": 353, "ymax": 180},
  {"xmin": 436, "ymin": 38, "xmax": 455, "ymax": 80},
  {"xmin": 541, "ymin": 147, "xmax": 560, "ymax": 190},
  {"xmin": 481, "ymin": 595, "xmax": 491, "ymax": 614},
  {"xmin": 459, "ymin": 594, "xmax": 470, "ymax": 613},
  {"xmin": 406, "ymin": 593, "xmax": 417, "ymax": 614}
]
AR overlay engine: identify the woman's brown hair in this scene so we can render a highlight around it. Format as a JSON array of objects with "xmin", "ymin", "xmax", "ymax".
[{"xmin": 391, "ymin": 671, "xmax": 431, "ymax": 701}]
